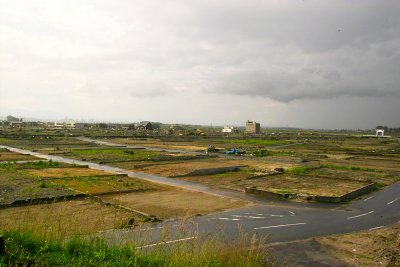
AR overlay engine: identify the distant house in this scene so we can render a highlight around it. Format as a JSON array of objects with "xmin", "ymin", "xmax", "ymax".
[
  {"xmin": 9, "ymin": 121, "xmax": 24, "ymax": 128},
  {"xmin": 222, "ymin": 126, "xmax": 237, "ymax": 134},
  {"xmin": 245, "ymin": 120, "xmax": 260, "ymax": 134},
  {"xmin": 137, "ymin": 121, "xmax": 153, "ymax": 131},
  {"xmin": 376, "ymin": 129, "xmax": 384, "ymax": 137},
  {"xmin": 47, "ymin": 121, "xmax": 76, "ymax": 129}
]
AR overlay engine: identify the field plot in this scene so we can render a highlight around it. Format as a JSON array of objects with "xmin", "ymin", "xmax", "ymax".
[
  {"xmin": 23, "ymin": 167, "xmax": 113, "ymax": 178},
  {"xmin": 126, "ymin": 158, "xmax": 248, "ymax": 177},
  {"xmin": 0, "ymin": 200, "xmax": 136, "ymax": 236},
  {"xmin": 179, "ymin": 170, "xmax": 368, "ymax": 197},
  {"xmin": 100, "ymin": 138, "xmax": 209, "ymax": 152},
  {"xmin": 65, "ymin": 148, "xmax": 205, "ymax": 164},
  {"xmin": 0, "ymin": 166, "xmax": 75, "ymax": 205},
  {"xmin": 0, "ymin": 137, "xmax": 99, "ymax": 150},
  {"xmin": 102, "ymin": 187, "xmax": 248, "ymax": 219},
  {"xmin": 320, "ymin": 155, "xmax": 400, "ymax": 173},
  {"xmin": 317, "ymin": 223, "xmax": 400, "ymax": 267},
  {"xmin": 48, "ymin": 176, "xmax": 159, "ymax": 195},
  {"xmin": 0, "ymin": 150, "xmax": 39, "ymax": 161}
]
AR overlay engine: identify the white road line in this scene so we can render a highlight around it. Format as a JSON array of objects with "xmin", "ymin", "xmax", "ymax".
[
  {"xmin": 136, "ymin": 236, "xmax": 197, "ymax": 249},
  {"xmin": 387, "ymin": 198, "xmax": 399, "ymax": 205},
  {"xmin": 369, "ymin": 226, "xmax": 385, "ymax": 231},
  {"xmin": 270, "ymin": 214, "xmax": 284, "ymax": 217},
  {"xmin": 364, "ymin": 196, "xmax": 375, "ymax": 201},
  {"xmin": 214, "ymin": 217, "xmax": 240, "ymax": 221},
  {"xmin": 254, "ymin": 222, "xmax": 307, "ymax": 230},
  {"xmin": 289, "ymin": 211, "xmax": 295, "ymax": 216},
  {"xmin": 230, "ymin": 215, "xmax": 264, "ymax": 219},
  {"xmin": 347, "ymin": 211, "xmax": 374, "ymax": 220}
]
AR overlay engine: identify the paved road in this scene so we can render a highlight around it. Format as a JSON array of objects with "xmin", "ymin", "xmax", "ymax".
[{"xmin": 1, "ymin": 144, "xmax": 399, "ymax": 249}]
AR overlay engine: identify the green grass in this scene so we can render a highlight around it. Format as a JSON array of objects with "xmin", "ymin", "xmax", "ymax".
[
  {"xmin": 39, "ymin": 180, "xmax": 56, "ymax": 189},
  {"xmin": 70, "ymin": 149, "xmax": 161, "ymax": 162},
  {"xmin": 320, "ymin": 164, "xmax": 382, "ymax": 173},
  {"xmin": 252, "ymin": 149, "xmax": 296, "ymax": 157},
  {"xmin": 0, "ymin": 160, "xmax": 61, "ymax": 172},
  {"xmin": 0, "ymin": 230, "xmax": 268, "ymax": 267},
  {"xmin": 285, "ymin": 166, "xmax": 316, "ymax": 174},
  {"xmin": 19, "ymin": 160, "xmax": 60, "ymax": 169}
]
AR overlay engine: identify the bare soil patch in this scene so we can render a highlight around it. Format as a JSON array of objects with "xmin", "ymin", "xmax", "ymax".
[
  {"xmin": 128, "ymin": 159, "xmax": 248, "ymax": 177},
  {"xmin": 180, "ymin": 172, "xmax": 367, "ymax": 197},
  {"xmin": 23, "ymin": 167, "xmax": 113, "ymax": 178},
  {"xmin": 0, "ymin": 199, "xmax": 136, "ymax": 236},
  {"xmin": 103, "ymin": 138, "xmax": 208, "ymax": 151},
  {"xmin": 102, "ymin": 187, "xmax": 248, "ymax": 219},
  {"xmin": 0, "ymin": 151, "xmax": 39, "ymax": 161},
  {"xmin": 317, "ymin": 223, "xmax": 400, "ymax": 267},
  {"xmin": 50, "ymin": 176, "xmax": 159, "ymax": 195}
]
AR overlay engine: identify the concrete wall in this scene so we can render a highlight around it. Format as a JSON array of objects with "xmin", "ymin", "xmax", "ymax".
[
  {"xmin": 245, "ymin": 187, "xmax": 292, "ymax": 200},
  {"xmin": 315, "ymin": 183, "xmax": 376, "ymax": 203},
  {"xmin": 174, "ymin": 165, "xmax": 247, "ymax": 177},
  {"xmin": 246, "ymin": 183, "xmax": 377, "ymax": 203}
]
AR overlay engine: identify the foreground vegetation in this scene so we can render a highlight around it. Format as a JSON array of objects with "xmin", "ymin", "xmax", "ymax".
[{"xmin": 0, "ymin": 230, "xmax": 268, "ymax": 267}]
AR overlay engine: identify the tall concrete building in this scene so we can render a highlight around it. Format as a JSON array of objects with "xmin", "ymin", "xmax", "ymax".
[{"xmin": 246, "ymin": 120, "xmax": 260, "ymax": 134}]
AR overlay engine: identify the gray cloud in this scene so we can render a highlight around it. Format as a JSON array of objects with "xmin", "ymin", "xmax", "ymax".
[{"xmin": 0, "ymin": 0, "xmax": 399, "ymax": 128}]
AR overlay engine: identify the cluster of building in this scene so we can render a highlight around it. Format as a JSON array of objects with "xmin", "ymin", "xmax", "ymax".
[
  {"xmin": 221, "ymin": 120, "xmax": 261, "ymax": 134},
  {"xmin": 0, "ymin": 115, "xmax": 77, "ymax": 129}
]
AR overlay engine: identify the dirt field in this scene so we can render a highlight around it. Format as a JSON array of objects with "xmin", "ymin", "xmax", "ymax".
[
  {"xmin": 317, "ymin": 223, "xmax": 400, "ymax": 266},
  {"xmin": 102, "ymin": 187, "xmax": 248, "ymax": 219},
  {"xmin": 102, "ymin": 138, "xmax": 208, "ymax": 152},
  {"xmin": 0, "ymin": 200, "xmax": 136, "ymax": 236},
  {"xmin": 49, "ymin": 176, "xmax": 160, "ymax": 195},
  {"xmin": 23, "ymin": 167, "xmax": 114, "ymax": 178},
  {"xmin": 320, "ymin": 156, "xmax": 400, "ymax": 172},
  {"xmin": 180, "ymin": 171, "xmax": 368, "ymax": 197},
  {"xmin": 131, "ymin": 159, "xmax": 248, "ymax": 177},
  {"xmin": 0, "ymin": 151, "xmax": 39, "ymax": 161},
  {"xmin": 0, "ymin": 168, "xmax": 75, "ymax": 205}
]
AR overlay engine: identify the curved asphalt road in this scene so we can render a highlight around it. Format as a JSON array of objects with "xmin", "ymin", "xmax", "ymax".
[{"xmin": 1, "ymin": 144, "xmax": 399, "ymax": 248}]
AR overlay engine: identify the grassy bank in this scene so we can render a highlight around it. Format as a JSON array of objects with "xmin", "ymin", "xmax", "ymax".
[{"xmin": 0, "ymin": 230, "xmax": 268, "ymax": 266}]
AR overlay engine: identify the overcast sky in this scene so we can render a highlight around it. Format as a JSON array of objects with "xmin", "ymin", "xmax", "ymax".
[{"xmin": 1, "ymin": 0, "xmax": 399, "ymax": 129}]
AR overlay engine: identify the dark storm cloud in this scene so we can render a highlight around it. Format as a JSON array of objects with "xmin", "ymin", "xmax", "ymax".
[{"xmin": 180, "ymin": 0, "xmax": 400, "ymax": 101}]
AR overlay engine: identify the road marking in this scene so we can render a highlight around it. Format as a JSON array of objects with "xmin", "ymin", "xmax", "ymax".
[
  {"xmin": 387, "ymin": 198, "xmax": 398, "ymax": 205},
  {"xmin": 364, "ymin": 196, "xmax": 375, "ymax": 201},
  {"xmin": 270, "ymin": 214, "xmax": 284, "ymax": 217},
  {"xmin": 369, "ymin": 226, "xmax": 385, "ymax": 231},
  {"xmin": 347, "ymin": 211, "xmax": 374, "ymax": 220},
  {"xmin": 230, "ymin": 215, "xmax": 265, "ymax": 219},
  {"xmin": 254, "ymin": 222, "xmax": 306, "ymax": 230},
  {"xmin": 214, "ymin": 217, "xmax": 240, "ymax": 221},
  {"xmin": 136, "ymin": 236, "xmax": 197, "ymax": 249},
  {"xmin": 289, "ymin": 211, "xmax": 295, "ymax": 216}
]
